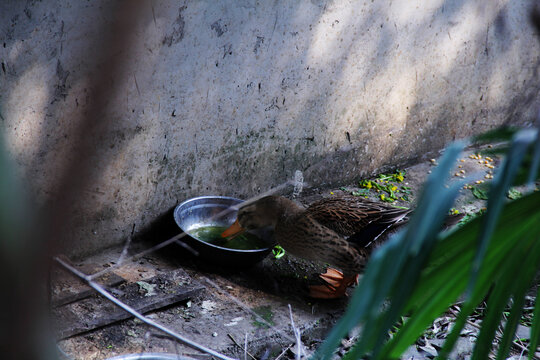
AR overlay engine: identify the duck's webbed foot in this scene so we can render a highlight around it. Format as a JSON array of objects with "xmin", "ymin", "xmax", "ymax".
[{"xmin": 308, "ymin": 268, "xmax": 358, "ymax": 299}]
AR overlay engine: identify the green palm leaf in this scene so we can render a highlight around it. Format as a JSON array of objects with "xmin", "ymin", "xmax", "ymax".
[{"xmin": 314, "ymin": 127, "xmax": 540, "ymax": 360}]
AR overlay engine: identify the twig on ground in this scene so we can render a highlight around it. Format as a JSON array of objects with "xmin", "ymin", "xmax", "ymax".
[
  {"xmin": 227, "ymin": 334, "xmax": 257, "ymax": 360},
  {"xmin": 274, "ymin": 345, "xmax": 293, "ymax": 360},
  {"xmin": 245, "ymin": 333, "xmax": 249, "ymax": 360},
  {"xmin": 449, "ymin": 306, "xmax": 482, "ymax": 330},
  {"xmin": 288, "ymin": 304, "xmax": 305, "ymax": 360}
]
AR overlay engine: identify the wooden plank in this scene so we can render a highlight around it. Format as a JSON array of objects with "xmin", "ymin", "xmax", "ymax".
[
  {"xmin": 51, "ymin": 263, "xmax": 126, "ymax": 307},
  {"xmin": 52, "ymin": 268, "xmax": 204, "ymax": 339}
]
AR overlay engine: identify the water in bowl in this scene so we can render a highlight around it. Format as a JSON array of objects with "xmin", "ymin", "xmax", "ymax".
[{"xmin": 190, "ymin": 225, "xmax": 267, "ymax": 250}]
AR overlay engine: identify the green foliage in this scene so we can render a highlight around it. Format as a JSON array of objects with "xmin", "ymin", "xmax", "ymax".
[{"xmin": 313, "ymin": 127, "xmax": 540, "ymax": 360}]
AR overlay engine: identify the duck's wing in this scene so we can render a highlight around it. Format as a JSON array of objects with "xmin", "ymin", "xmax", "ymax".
[{"xmin": 305, "ymin": 196, "xmax": 411, "ymax": 241}]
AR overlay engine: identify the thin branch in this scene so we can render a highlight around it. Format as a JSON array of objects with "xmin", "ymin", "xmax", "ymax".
[
  {"xmin": 116, "ymin": 234, "xmax": 133, "ymax": 266},
  {"xmin": 55, "ymin": 257, "xmax": 238, "ymax": 360},
  {"xmin": 288, "ymin": 304, "xmax": 305, "ymax": 360},
  {"xmin": 87, "ymin": 232, "xmax": 189, "ymax": 280},
  {"xmin": 227, "ymin": 334, "xmax": 257, "ymax": 360},
  {"xmin": 245, "ymin": 333, "xmax": 248, "ymax": 360},
  {"xmin": 274, "ymin": 345, "xmax": 293, "ymax": 360}
]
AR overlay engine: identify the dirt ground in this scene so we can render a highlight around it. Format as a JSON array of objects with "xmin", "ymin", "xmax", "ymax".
[{"xmin": 54, "ymin": 145, "xmax": 533, "ymax": 360}]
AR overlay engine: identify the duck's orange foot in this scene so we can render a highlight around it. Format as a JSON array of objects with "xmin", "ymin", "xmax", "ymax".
[
  {"xmin": 309, "ymin": 284, "xmax": 344, "ymax": 299},
  {"xmin": 308, "ymin": 268, "xmax": 359, "ymax": 299}
]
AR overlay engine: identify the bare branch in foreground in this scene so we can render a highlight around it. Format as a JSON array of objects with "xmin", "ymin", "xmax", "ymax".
[{"xmin": 55, "ymin": 256, "xmax": 238, "ymax": 360}]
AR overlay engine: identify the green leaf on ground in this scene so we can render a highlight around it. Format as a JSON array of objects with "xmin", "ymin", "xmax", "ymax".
[
  {"xmin": 507, "ymin": 188, "xmax": 522, "ymax": 200},
  {"xmin": 471, "ymin": 186, "xmax": 489, "ymax": 200}
]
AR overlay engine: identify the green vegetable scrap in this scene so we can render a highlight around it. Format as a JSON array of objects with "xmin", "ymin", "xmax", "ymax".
[
  {"xmin": 471, "ymin": 186, "xmax": 489, "ymax": 200},
  {"xmin": 340, "ymin": 186, "xmax": 370, "ymax": 198},
  {"xmin": 352, "ymin": 189, "xmax": 370, "ymax": 197},
  {"xmin": 272, "ymin": 245, "xmax": 285, "ymax": 259},
  {"xmin": 359, "ymin": 170, "xmax": 410, "ymax": 203},
  {"xmin": 376, "ymin": 170, "xmax": 405, "ymax": 183},
  {"xmin": 507, "ymin": 188, "xmax": 522, "ymax": 200},
  {"xmin": 459, "ymin": 207, "xmax": 487, "ymax": 226},
  {"xmin": 400, "ymin": 186, "xmax": 412, "ymax": 201}
]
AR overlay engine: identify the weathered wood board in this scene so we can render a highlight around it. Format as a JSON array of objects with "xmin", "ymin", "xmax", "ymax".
[{"xmin": 52, "ymin": 267, "xmax": 204, "ymax": 339}]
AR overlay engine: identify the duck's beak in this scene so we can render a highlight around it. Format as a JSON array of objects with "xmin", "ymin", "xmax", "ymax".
[{"xmin": 221, "ymin": 219, "xmax": 246, "ymax": 239}]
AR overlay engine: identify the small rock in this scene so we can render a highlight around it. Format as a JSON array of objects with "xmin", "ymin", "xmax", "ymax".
[
  {"xmin": 429, "ymin": 338, "xmax": 445, "ymax": 349},
  {"xmin": 289, "ymin": 342, "xmax": 309, "ymax": 358},
  {"xmin": 212, "ymin": 332, "xmax": 218, "ymax": 337},
  {"xmin": 515, "ymin": 324, "xmax": 530, "ymax": 340},
  {"xmin": 418, "ymin": 340, "xmax": 438, "ymax": 357},
  {"xmin": 402, "ymin": 345, "xmax": 423, "ymax": 360},
  {"xmin": 224, "ymin": 317, "xmax": 244, "ymax": 327},
  {"xmin": 448, "ymin": 336, "xmax": 474, "ymax": 359}
]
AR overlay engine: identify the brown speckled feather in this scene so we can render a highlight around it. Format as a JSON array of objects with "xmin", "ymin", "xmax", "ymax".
[
  {"xmin": 275, "ymin": 211, "xmax": 369, "ymax": 275},
  {"xmin": 306, "ymin": 196, "xmax": 411, "ymax": 237}
]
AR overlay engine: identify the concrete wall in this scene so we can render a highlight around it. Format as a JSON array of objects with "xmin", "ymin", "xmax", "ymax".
[{"xmin": 1, "ymin": 0, "xmax": 539, "ymax": 256}]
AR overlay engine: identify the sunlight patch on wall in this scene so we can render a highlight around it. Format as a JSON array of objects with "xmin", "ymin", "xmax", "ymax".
[
  {"xmin": 382, "ymin": 65, "xmax": 417, "ymax": 126},
  {"xmin": 5, "ymin": 62, "xmax": 51, "ymax": 161},
  {"xmin": 319, "ymin": 45, "xmax": 417, "ymax": 153},
  {"xmin": 306, "ymin": 0, "xmax": 356, "ymax": 66},
  {"xmin": 391, "ymin": 0, "xmax": 445, "ymax": 27}
]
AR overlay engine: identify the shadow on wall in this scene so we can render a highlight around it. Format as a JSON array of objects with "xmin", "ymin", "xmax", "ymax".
[{"xmin": 0, "ymin": 0, "xmax": 539, "ymax": 255}]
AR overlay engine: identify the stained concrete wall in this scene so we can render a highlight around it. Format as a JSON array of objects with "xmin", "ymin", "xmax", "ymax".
[{"xmin": 1, "ymin": 0, "xmax": 539, "ymax": 256}]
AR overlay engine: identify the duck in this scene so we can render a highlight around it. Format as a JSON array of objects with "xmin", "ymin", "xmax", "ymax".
[{"xmin": 221, "ymin": 195, "xmax": 413, "ymax": 299}]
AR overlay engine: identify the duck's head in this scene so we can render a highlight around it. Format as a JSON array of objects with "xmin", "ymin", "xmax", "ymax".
[{"xmin": 221, "ymin": 195, "xmax": 287, "ymax": 238}]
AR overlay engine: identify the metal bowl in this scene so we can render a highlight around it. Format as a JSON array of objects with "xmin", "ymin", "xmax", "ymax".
[{"xmin": 173, "ymin": 196, "xmax": 273, "ymax": 267}]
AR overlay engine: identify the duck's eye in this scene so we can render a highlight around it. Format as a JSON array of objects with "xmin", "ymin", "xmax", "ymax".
[{"xmin": 237, "ymin": 210, "xmax": 250, "ymax": 224}]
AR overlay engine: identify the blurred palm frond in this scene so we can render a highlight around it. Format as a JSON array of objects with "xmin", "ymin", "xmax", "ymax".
[{"xmin": 314, "ymin": 127, "xmax": 540, "ymax": 360}]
